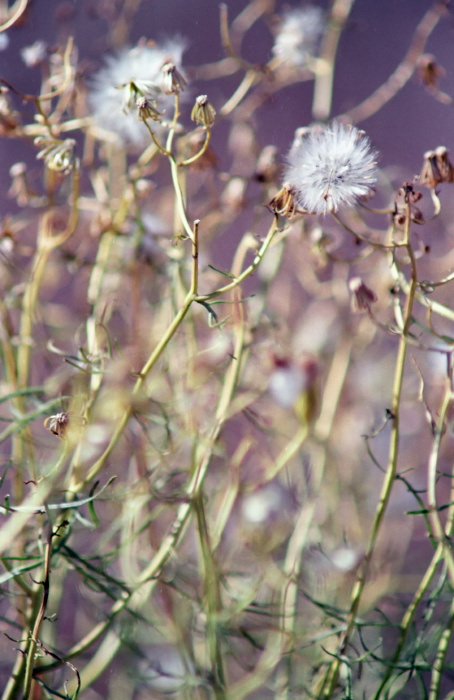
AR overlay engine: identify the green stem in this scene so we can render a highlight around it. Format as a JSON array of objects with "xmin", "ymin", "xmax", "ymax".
[{"xmin": 319, "ymin": 199, "xmax": 417, "ymax": 699}]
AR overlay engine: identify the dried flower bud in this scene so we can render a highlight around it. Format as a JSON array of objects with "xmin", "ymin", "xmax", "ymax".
[
  {"xmin": 348, "ymin": 277, "xmax": 377, "ymax": 313},
  {"xmin": 420, "ymin": 146, "xmax": 454, "ymax": 187},
  {"xmin": 44, "ymin": 412, "xmax": 70, "ymax": 438},
  {"xmin": 268, "ymin": 182, "xmax": 298, "ymax": 218},
  {"xmin": 35, "ymin": 136, "xmax": 78, "ymax": 173},
  {"xmin": 136, "ymin": 96, "xmax": 161, "ymax": 122},
  {"xmin": 161, "ymin": 62, "xmax": 187, "ymax": 94},
  {"xmin": 191, "ymin": 95, "xmax": 216, "ymax": 127}
]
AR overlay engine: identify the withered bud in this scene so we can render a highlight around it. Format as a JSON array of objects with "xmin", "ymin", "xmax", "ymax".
[
  {"xmin": 191, "ymin": 95, "xmax": 216, "ymax": 127},
  {"xmin": 420, "ymin": 146, "xmax": 454, "ymax": 188},
  {"xmin": 136, "ymin": 96, "xmax": 161, "ymax": 122},
  {"xmin": 268, "ymin": 182, "xmax": 298, "ymax": 218},
  {"xmin": 255, "ymin": 145, "xmax": 280, "ymax": 183},
  {"xmin": 348, "ymin": 277, "xmax": 377, "ymax": 313},
  {"xmin": 35, "ymin": 136, "xmax": 78, "ymax": 173},
  {"xmin": 161, "ymin": 62, "xmax": 187, "ymax": 95},
  {"xmin": 44, "ymin": 412, "xmax": 70, "ymax": 438}
]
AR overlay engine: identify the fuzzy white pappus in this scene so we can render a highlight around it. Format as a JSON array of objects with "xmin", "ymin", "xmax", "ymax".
[
  {"xmin": 284, "ymin": 122, "xmax": 377, "ymax": 214},
  {"xmin": 89, "ymin": 39, "xmax": 186, "ymax": 147},
  {"xmin": 272, "ymin": 5, "xmax": 325, "ymax": 68}
]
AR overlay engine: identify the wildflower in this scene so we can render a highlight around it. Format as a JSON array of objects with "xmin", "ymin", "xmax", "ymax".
[
  {"xmin": 44, "ymin": 412, "xmax": 70, "ymax": 438},
  {"xmin": 348, "ymin": 277, "xmax": 377, "ymax": 313},
  {"xmin": 268, "ymin": 182, "xmax": 298, "ymax": 218},
  {"xmin": 35, "ymin": 136, "xmax": 78, "ymax": 173},
  {"xmin": 89, "ymin": 39, "xmax": 186, "ymax": 147},
  {"xmin": 420, "ymin": 146, "xmax": 454, "ymax": 187},
  {"xmin": 161, "ymin": 62, "xmax": 187, "ymax": 95},
  {"xmin": 191, "ymin": 95, "xmax": 216, "ymax": 127},
  {"xmin": 284, "ymin": 122, "xmax": 377, "ymax": 214},
  {"xmin": 136, "ymin": 96, "xmax": 161, "ymax": 122},
  {"xmin": 272, "ymin": 5, "xmax": 325, "ymax": 68}
]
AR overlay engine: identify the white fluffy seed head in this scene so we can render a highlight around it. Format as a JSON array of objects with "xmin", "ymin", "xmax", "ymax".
[
  {"xmin": 89, "ymin": 39, "xmax": 187, "ymax": 147},
  {"xmin": 272, "ymin": 6, "xmax": 325, "ymax": 68},
  {"xmin": 284, "ymin": 122, "xmax": 378, "ymax": 214}
]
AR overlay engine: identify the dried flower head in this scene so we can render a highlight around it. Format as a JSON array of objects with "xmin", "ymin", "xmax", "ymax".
[
  {"xmin": 268, "ymin": 182, "xmax": 298, "ymax": 218},
  {"xmin": 89, "ymin": 39, "xmax": 186, "ymax": 146},
  {"xmin": 272, "ymin": 5, "xmax": 325, "ymax": 68},
  {"xmin": 191, "ymin": 95, "xmax": 216, "ymax": 127},
  {"xmin": 420, "ymin": 146, "xmax": 454, "ymax": 188},
  {"xmin": 348, "ymin": 277, "xmax": 377, "ymax": 313},
  {"xmin": 34, "ymin": 136, "xmax": 78, "ymax": 173},
  {"xmin": 161, "ymin": 62, "xmax": 187, "ymax": 95},
  {"xmin": 284, "ymin": 122, "xmax": 377, "ymax": 214},
  {"xmin": 136, "ymin": 96, "xmax": 161, "ymax": 122},
  {"xmin": 44, "ymin": 412, "xmax": 70, "ymax": 438}
]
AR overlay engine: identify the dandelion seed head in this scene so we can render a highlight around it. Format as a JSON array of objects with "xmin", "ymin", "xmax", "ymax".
[
  {"xmin": 273, "ymin": 5, "xmax": 325, "ymax": 68},
  {"xmin": 284, "ymin": 122, "xmax": 377, "ymax": 214},
  {"xmin": 89, "ymin": 38, "xmax": 187, "ymax": 147}
]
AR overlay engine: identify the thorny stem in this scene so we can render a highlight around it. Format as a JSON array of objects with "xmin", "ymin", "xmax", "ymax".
[{"xmin": 319, "ymin": 198, "xmax": 417, "ymax": 698}]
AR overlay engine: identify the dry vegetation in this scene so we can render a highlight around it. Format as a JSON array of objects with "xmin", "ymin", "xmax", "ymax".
[{"xmin": 0, "ymin": 1, "xmax": 454, "ymax": 698}]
